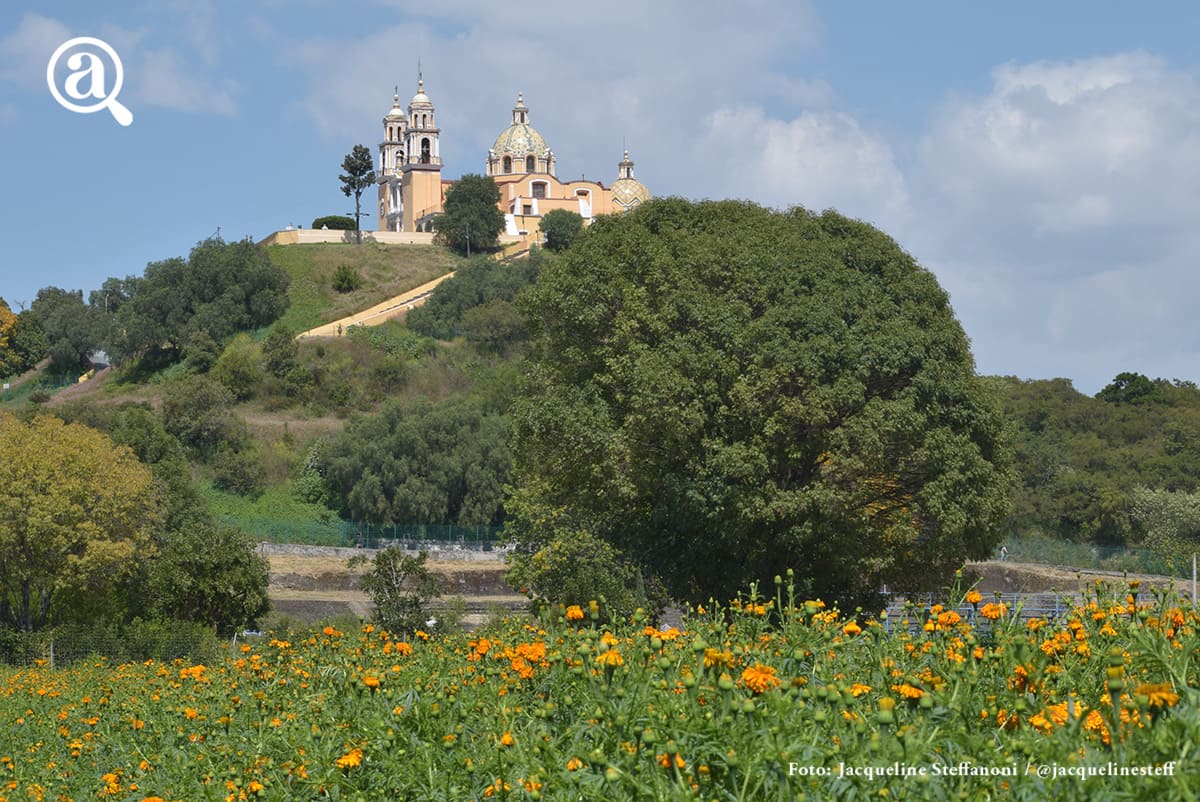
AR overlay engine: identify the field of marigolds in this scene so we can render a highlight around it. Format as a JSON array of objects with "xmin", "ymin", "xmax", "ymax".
[{"xmin": 1, "ymin": 572, "xmax": 1197, "ymax": 802}]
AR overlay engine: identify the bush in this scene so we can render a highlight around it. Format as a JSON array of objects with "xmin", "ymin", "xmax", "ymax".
[
  {"xmin": 185, "ymin": 328, "xmax": 220, "ymax": 373},
  {"xmin": 331, "ymin": 265, "xmax": 364, "ymax": 293},
  {"xmin": 212, "ymin": 335, "xmax": 263, "ymax": 401},
  {"xmin": 212, "ymin": 444, "xmax": 266, "ymax": 497},
  {"xmin": 311, "ymin": 215, "xmax": 355, "ymax": 230},
  {"xmin": 161, "ymin": 376, "xmax": 244, "ymax": 461}
]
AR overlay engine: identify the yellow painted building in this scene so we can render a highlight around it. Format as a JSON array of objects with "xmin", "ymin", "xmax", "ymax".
[{"xmin": 377, "ymin": 80, "xmax": 650, "ymax": 238}]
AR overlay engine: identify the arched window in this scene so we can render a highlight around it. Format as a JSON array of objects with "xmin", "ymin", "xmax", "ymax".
[
  {"xmin": 525, "ymin": 155, "xmax": 535, "ymax": 172},
  {"xmin": 420, "ymin": 138, "xmax": 431, "ymax": 164},
  {"xmin": 531, "ymin": 181, "xmax": 547, "ymax": 199},
  {"xmin": 421, "ymin": 114, "xmax": 427, "ymax": 128},
  {"xmin": 502, "ymin": 156, "xmax": 512, "ymax": 173}
]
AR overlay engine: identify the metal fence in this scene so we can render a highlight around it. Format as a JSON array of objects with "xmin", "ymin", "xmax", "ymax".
[
  {"xmin": 881, "ymin": 590, "xmax": 1076, "ymax": 630},
  {"xmin": 220, "ymin": 517, "xmax": 503, "ymax": 549},
  {"xmin": 0, "ymin": 626, "xmax": 227, "ymax": 668}
]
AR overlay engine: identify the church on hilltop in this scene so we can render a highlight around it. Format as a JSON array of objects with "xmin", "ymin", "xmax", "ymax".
[{"xmin": 376, "ymin": 78, "xmax": 651, "ymax": 238}]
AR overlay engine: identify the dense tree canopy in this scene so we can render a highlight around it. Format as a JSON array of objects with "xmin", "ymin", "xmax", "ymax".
[
  {"xmin": 507, "ymin": 199, "xmax": 1014, "ymax": 607},
  {"xmin": 321, "ymin": 397, "xmax": 510, "ymax": 526},
  {"xmin": 112, "ymin": 237, "xmax": 290, "ymax": 362},
  {"xmin": 0, "ymin": 298, "xmax": 46, "ymax": 377},
  {"xmin": 435, "ymin": 174, "xmax": 505, "ymax": 255},
  {"xmin": 539, "ymin": 208, "xmax": 584, "ymax": 252},
  {"xmin": 987, "ymin": 374, "xmax": 1200, "ymax": 544},
  {"xmin": 29, "ymin": 287, "xmax": 101, "ymax": 375},
  {"xmin": 406, "ymin": 253, "xmax": 540, "ymax": 343},
  {"xmin": 54, "ymin": 403, "xmax": 270, "ymax": 633},
  {"xmin": 0, "ymin": 413, "xmax": 156, "ymax": 631}
]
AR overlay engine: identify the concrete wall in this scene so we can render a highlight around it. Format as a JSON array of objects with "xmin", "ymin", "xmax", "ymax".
[{"xmin": 258, "ymin": 229, "xmax": 438, "ymax": 247}]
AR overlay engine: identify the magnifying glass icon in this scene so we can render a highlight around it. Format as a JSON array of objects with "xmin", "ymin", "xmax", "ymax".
[{"xmin": 47, "ymin": 37, "xmax": 134, "ymax": 127}]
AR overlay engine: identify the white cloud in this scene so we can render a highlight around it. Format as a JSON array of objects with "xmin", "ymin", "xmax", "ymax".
[
  {"xmin": 0, "ymin": 13, "xmax": 72, "ymax": 88},
  {"xmin": 132, "ymin": 48, "xmax": 238, "ymax": 115},
  {"xmin": 701, "ymin": 105, "xmax": 909, "ymax": 228},
  {"xmin": 278, "ymin": 2, "xmax": 822, "ymax": 196},
  {"xmin": 911, "ymin": 52, "xmax": 1200, "ymax": 392}
]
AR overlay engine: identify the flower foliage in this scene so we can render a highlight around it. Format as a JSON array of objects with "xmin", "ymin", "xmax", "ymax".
[{"xmin": 0, "ymin": 578, "xmax": 1196, "ymax": 799}]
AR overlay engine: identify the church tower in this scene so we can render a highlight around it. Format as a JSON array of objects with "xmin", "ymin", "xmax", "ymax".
[
  {"xmin": 377, "ymin": 88, "xmax": 407, "ymax": 232},
  {"xmin": 401, "ymin": 75, "xmax": 443, "ymax": 232}
]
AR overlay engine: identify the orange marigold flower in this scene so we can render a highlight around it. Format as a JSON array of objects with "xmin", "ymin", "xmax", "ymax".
[
  {"xmin": 892, "ymin": 683, "xmax": 923, "ymax": 700},
  {"xmin": 565, "ymin": 605, "xmax": 584, "ymax": 622},
  {"xmin": 567, "ymin": 757, "xmax": 583, "ymax": 772},
  {"xmin": 499, "ymin": 732, "xmax": 515, "ymax": 748},
  {"xmin": 1137, "ymin": 683, "xmax": 1180, "ymax": 708},
  {"xmin": 703, "ymin": 648, "xmax": 733, "ymax": 668},
  {"xmin": 322, "ymin": 626, "xmax": 339, "ymax": 637},
  {"xmin": 740, "ymin": 664, "xmax": 781, "ymax": 694},
  {"xmin": 595, "ymin": 648, "xmax": 624, "ymax": 668},
  {"xmin": 965, "ymin": 590, "xmax": 983, "ymax": 605},
  {"xmin": 980, "ymin": 603, "xmax": 1007, "ymax": 620},
  {"xmin": 842, "ymin": 621, "xmax": 862, "ymax": 636},
  {"xmin": 849, "ymin": 683, "xmax": 872, "ymax": 697},
  {"xmin": 937, "ymin": 610, "xmax": 961, "ymax": 628},
  {"xmin": 362, "ymin": 674, "xmax": 380, "ymax": 690},
  {"xmin": 335, "ymin": 748, "xmax": 364, "ymax": 769}
]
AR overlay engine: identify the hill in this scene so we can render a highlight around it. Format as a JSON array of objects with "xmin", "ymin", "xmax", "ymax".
[{"xmin": 267, "ymin": 242, "xmax": 465, "ymax": 333}]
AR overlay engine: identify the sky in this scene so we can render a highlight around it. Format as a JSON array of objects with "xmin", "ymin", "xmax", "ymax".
[{"xmin": 2, "ymin": 2, "xmax": 1199, "ymax": 395}]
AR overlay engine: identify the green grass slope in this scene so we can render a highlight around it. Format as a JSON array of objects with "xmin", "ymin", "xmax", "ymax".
[{"xmin": 268, "ymin": 242, "xmax": 465, "ymax": 333}]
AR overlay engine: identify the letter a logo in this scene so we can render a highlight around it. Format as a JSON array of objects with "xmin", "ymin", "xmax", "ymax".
[{"xmin": 64, "ymin": 51, "xmax": 107, "ymax": 99}]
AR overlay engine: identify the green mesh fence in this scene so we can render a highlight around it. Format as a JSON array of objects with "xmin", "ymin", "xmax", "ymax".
[{"xmin": 220, "ymin": 517, "xmax": 503, "ymax": 549}]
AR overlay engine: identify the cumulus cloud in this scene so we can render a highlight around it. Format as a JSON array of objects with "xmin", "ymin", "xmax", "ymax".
[
  {"xmin": 277, "ymin": 1, "xmax": 822, "ymax": 195},
  {"xmin": 132, "ymin": 48, "xmax": 238, "ymax": 115},
  {"xmin": 911, "ymin": 52, "xmax": 1200, "ymax": 391},
  {"xmin": 0, "ymin": 13, "xmax": 72, "ymax": 88},
  {"xmin": 0, "ymin": 11, "xmax": 236, "ymax": 115},
  {"xmin": 701, "ymin": 105, "xmax": 909, "ymax": 228}
]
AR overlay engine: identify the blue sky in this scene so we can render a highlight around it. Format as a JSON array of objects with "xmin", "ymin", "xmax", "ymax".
[{"xmin": 3, "ymin": 2, "xmax": 1199, "ymax": 394}]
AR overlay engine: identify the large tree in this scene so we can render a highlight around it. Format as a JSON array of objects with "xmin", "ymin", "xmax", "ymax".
[
  {"xmin": 0, "ymin": 413, "xmax": 156, "ymax": 631},
  {"xmin": 506, "ymin": 199, "xmax": 1014, "ymax": 608},
  {"xmin": 538, "ymin": 208, "xmax": 583, "ymax": 252},
  {"xmin": 56, "ymin": 403, "xmax": 270, "ymax": 634},
  {"xmin": 29, "ymin": 287, "xmax": 102, "ymax": 375},
  {"xmin": 113, "ymin": 237, "xmax": 290, "ymax": 362},
  {"xmin": 339, "ymin": 144, "xmax": 376, "ymax": 243},
  {"xmin": 435, "ymin": 174, "xmax": 505, "ymax": 255}
]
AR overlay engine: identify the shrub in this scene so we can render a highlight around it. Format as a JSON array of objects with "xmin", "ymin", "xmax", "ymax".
[
  {"xmin": 332, "ymin": 265, "xmax": 364, "ymax": 293},
  {"xmin": 211, "ymin": 444, "xmax": 266, "ymax": 497}
]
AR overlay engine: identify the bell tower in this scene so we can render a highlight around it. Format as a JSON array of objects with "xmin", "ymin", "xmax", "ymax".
[
  {"xmin": 399, "ymin": 74, "xmax": 443, "ymax": 232},
  {"xmin": 377, "ymin": 87, "xmax": 407, "ymax": 232}
]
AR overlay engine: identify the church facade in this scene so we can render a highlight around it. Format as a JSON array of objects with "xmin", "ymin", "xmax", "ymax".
[{"xmin": 376, "ymin": 80, "xmax": 650, "ymax": 238}]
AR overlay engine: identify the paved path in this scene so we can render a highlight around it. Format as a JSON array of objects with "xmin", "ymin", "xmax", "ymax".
[{"xmin": 296, "ymin": 272, "xmax": 455, "ymax": 339}]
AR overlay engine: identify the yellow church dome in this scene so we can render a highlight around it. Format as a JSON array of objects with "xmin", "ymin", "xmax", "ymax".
[
  {"xmin": 491, "ymin": 93, "xmax": 549, "ymax": 156},
  {"xmin": 611, "ymin": 149, "xmax": 650, "ymax": 211}
]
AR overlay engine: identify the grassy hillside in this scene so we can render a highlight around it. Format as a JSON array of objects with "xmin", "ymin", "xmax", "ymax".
[{"xmin": 268, "ymin": 242, "xmax": 465, "ymax": 333}]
